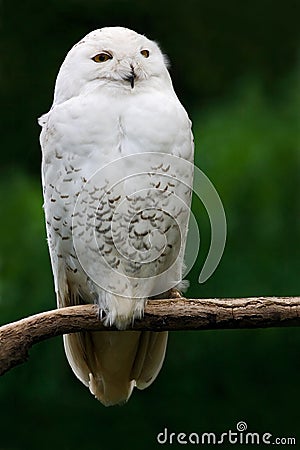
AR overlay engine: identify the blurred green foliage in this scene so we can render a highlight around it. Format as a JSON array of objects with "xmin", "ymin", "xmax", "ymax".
[
  {"xmin": 0, "ymin": 0, "xmax": 299, "ymax": 449},
  {"xmin": 189, "ymin": 70, "xmax": 300, "ymax": 299}
]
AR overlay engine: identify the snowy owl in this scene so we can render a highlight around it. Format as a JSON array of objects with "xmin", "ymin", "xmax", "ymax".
[{"xmin": 39, "ymin": 26, "xmax": 194, "ymax": 406}]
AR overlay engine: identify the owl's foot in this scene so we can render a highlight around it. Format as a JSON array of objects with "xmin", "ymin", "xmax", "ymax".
[
  {"xmin": 150, "ymin": 288, "xmax": 183, "ymax": 300},
  {"xmin": 165, "ymin": 288, "xmax": 183, "ymax": 299}
]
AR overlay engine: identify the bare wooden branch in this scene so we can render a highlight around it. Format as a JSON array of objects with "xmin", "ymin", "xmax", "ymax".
[{"xmin": 0, "ymin": 296, "xmax": 299, "ymax": 376}]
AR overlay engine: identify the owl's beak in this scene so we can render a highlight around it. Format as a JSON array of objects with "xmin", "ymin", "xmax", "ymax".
[
  {"xmin": 129, "ymin": 74, "xmax": 135, "ymax": 89},
  {"xmin": 126, "ymin": 65, "xmax": 136, "ymax": 89}
]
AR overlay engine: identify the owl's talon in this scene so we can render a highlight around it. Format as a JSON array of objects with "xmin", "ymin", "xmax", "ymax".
[{"xmin": 97, "ymin": 307, "xmax": 105, "ymax": 321}]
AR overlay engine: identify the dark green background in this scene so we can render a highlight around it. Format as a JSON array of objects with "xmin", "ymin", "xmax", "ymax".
[{"xmin": 0, "ymin": 0, "xmax": 299, "ymax": 449}]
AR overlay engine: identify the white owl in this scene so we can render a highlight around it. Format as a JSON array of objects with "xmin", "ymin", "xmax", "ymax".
[{"xmin": 39, "ymin": 27, "xmax": 194, "ymax": 406}]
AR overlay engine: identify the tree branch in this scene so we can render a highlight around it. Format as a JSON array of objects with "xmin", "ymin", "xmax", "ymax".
[{"xmin": 0, "ymin": 296, "xmax": 299, "ymax": 376}]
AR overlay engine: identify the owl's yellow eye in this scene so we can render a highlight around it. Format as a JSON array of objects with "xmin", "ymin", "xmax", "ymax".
[
  {"xmin": 92, "ymin": 53, "xmax": 112, "ymax": 63},
  {"xmin": 140, "ymin": 49, "xmax": 150, "ymax": 58}
]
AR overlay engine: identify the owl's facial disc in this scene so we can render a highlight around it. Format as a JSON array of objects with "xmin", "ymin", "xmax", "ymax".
[{"xmin": 53, "ymin": 28, "xmax": 171, "ymax": 103}]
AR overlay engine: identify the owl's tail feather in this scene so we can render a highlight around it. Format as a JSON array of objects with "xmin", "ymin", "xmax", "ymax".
[{"xmin": 63, "ymin": 329, "xmax": 168, "ymax": 406}]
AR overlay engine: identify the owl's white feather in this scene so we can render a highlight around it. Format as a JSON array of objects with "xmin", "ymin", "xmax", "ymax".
[{"xmin": 39, "ymin": 26, "xmax": 194, "ymax": 405}]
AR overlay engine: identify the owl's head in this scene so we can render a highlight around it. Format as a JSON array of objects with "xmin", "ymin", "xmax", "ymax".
[{"xmin": 53, "ymin": 27, "xmax": 171, "ymax": 104}]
